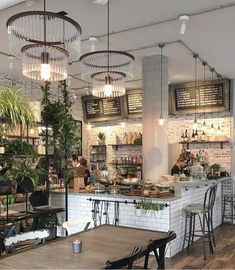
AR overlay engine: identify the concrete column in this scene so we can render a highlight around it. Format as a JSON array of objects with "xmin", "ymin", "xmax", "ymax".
[{"xmin": 142, "ymin": 54, "xmax": 168, "ymax": 183}]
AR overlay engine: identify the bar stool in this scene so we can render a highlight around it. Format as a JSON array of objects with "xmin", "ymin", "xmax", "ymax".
[
  {"xmin": 222, "ymin": 194, "xmax": 235, "ymax": 224},
  {"xmin": 182, "ymin": 184, "xmax": 218, "ymax": 260}
]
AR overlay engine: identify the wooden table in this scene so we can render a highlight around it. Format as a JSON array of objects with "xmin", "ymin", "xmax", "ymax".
[{"xmin": 0, "ymin": 225, "xmax": 166, "ymax": 269}]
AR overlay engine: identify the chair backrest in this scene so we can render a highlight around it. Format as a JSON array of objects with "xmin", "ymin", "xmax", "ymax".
[
  {"xmin": 144, "ymin": 231, "xmax": 176, "ymax": 269},
  {"xmin": 203, "ymin": 183, "xmax": 218, "ymax": 211},
  {"xmin": 105, "ymin": 246, "xmax": 142, "ymax": 269}
]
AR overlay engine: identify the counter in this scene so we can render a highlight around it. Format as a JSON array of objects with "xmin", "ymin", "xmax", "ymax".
[{"xmin": 50, "ymin": 177, "xmax": 231, "ymax": 257}]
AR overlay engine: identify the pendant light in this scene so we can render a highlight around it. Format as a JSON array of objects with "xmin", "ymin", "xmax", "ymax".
[
  {"xmin": 79, "ymin": 0, "xmax": 134, "ymax": 98},
  {"xmin": 210, "ymin": 68, "xmax": 215, "ymax": 129},
  {"xmin": 7, "ymin": 0, "xmax": 82, "ymax": 82},
  {"xmin": 158, "ymin": 43, "xmax": 165, "ymax": 126},
  {"xmin": 192, "ymin": 54, "xmax": 198, "ymax": 129},
  {"xmin": 202, "ymin": 61, "xmax": 207, "ymax": 132}
]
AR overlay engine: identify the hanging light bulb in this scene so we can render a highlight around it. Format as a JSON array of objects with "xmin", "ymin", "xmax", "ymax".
[
  {"xmin": 120, "ymin": 122, "xmax": 126, "ymax": 128},
  {"xmin": 158, "ymin": 115, "xmax": 165, "ymax": 126},
  {"xmin": 87, "ymin": 122, "xmax": 92, "ymax": 130},
  {"xmin": 104, "ymin": 75, "xmax": 113, "ymax": 96},
  {"xmin": 202, "ymin": 120, "xmax": 207, "ymax": 132},
  {"xmin": 40, "ymin": 52, "xmax": 51, "ymax": 81},
  {"xmin": 192, "ymin": 118, "xmax": 198, "ymax": 129}
]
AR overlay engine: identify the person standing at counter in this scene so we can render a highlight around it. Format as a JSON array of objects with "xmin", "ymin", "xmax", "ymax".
[
  {"xmin": 68, "ymin": 156, "xmax": 90, "ymax": 188},
  {"xmin": 171, "ymin": 157, "xmax": 187, "ymax": 175}
]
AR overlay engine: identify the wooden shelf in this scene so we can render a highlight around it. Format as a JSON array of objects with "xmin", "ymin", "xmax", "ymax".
[
  {"xmin": 180, "ymin": 140, "xmax": 230, "ymax": 149},
  {"xmin": 108, "ymin": 144, "xmax": 142, "ymax": 150},
  {"xmin": 6, "ymin": 135, "xmax": 40, "ymax": 140},
  {"xmin": 108, "ymin": 162, "xmax": 142, "ymax": 166}
]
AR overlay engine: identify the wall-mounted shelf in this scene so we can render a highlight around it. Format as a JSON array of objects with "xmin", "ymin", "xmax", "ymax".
[
  {"xmin": 108, "ymin": 144, "xmax": 142, "ymax": 150},
  {"xmin": 180, "ymin": 140, "xmax": 230, "ymax": 149},
  {"xmin": 108, "ymin": 162, "xmax": 142, "ymax": 166}
]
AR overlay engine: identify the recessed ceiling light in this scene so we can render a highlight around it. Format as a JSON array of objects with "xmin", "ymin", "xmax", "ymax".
[{"xmin": 25, "ymin": 0, "xmax": 34, "ymax": 7}]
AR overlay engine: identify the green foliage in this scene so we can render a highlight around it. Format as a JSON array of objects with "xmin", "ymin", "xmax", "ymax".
[
  {"xmin": 211, "ymin": 163, "xmax": 221, "ymax": 171},
  {"xmin": 37, "ymin": 213, "xmax": 60, "ymax": 229},
  {"xmin": 0, "ymin": 88, "xmax": 35, "ymax": 129},
  {"xmin": 5, "ymin": 159, "xmax": 41, "ymax": 189},
  {"xmin": 41, "ymin": 81, "xmax": 82, "ymax": 174},
  {"xmin": 133, "ymin": 135, "xmax": 142, "ymax": 145},
  {"xmin": 137, "ymin": 199, "xmax": 165, "ymax": 211},
  {"xmin": 4, "ymin": 139, "xmax": 38, "ymax": 156},
  {"xmin": 97, "ymin": 132, "xmax": 105, "ymax": 140}
]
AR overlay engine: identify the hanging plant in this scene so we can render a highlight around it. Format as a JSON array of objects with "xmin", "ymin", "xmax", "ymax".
[{"xmin": 0, "ymin": 87, "xmax": 35, "ymax": 129}]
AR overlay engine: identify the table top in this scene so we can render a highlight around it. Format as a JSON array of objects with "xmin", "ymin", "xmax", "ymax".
[{"xmin": 0, "ymin": 225, "xmax": 166, "ymax": 269}]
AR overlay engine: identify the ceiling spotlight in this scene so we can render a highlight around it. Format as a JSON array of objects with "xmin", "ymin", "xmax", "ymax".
[
  {"xmin": 179, "ymin": 15, "xmax": 189, "ymax": 35},
  {"xmin": 89, "ymin": 37, "xmax": 98, "ymax": 52},
  {"xmin": 93, "ymin": 0, "xmax": 108, "ymax": 4},
  {"xmin": 25, "ymin": 0, "xmax": 34, "ymax": 7}
]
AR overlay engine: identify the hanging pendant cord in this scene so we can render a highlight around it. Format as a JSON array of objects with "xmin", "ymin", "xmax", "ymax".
[
  {"xmin": 160, "ymin": 46, "xmax": 162, "ymax": 116},
  {"xmin": 44, "ymin": 0, "xmax": 46, "ymax": 44},
  {"xmin": 203, "ymin": 62, "xmax": 206, "ymax": 123},
  {"xmin": 193, "ymin": 54, "xmax": 198, "ymax": 121},
  {"xmin": 107, "ymin": 0, "xmax": 110, "ymax": 73},
  {"xmin": 211, "ymin": 68, "xmax": 214, "ymax": 127}
]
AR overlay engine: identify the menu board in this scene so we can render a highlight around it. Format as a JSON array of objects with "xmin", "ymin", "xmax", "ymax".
[
  {"xmin": 169, "ymin": 79, "xmax": 230, "ymax": 115},
  {"xmin": 124, "ymin": 89, "xmax": 142, "ymax": 118},
  {"xmin": 82, "ymin": 96, "xmax": 122, "ymax": 122}
]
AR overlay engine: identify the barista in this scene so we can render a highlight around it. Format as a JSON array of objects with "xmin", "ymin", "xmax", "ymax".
[{"xmin": 171, "ymin": 157, "xmax": 187, "ymax": 176}]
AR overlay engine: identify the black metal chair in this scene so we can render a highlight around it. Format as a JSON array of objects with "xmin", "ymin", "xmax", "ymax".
[
  {"xmin": 105, "ymin": 246, "xmax": 142, "ymax": 269},
  {"xmin": 142, "ymin": 231, "xmax": 176, "ymax": 269},
  {"xmin": 182, "ymin": 183, "xmax": 218, "ymax": 260}
]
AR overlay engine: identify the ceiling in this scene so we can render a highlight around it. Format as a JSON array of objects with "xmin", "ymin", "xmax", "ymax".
[{"xmin": 0, "ymin": 0, "xmax": 235, "ymax": 96}]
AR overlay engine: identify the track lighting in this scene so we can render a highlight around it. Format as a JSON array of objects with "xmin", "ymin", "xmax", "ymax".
[{"xmin": 179, "ymin": 15, "xmax": 189, "ymax": 35}]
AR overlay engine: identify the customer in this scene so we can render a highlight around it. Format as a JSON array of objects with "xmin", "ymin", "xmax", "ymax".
[
  {"xmin": 171, "ymin": 157, "xmax": 187, "ymax": 176},
  {"xmin": 68, "ymin": 156, "xmax": 90, "ymax": 187}
]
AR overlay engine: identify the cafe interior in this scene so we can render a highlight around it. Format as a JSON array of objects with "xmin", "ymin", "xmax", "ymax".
[{"xmin": 0, "ymin": 0, "xmax": 235, "ymax": 269}]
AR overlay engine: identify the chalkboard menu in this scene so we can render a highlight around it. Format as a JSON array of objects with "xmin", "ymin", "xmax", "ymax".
[
  {"xmin": 82, "ymin": 96, "xmax": 122, "ymax": 122},
  {"xmin": 123, "ymin": 89, "xmax": 142, "ymax": 118},
  {"xmin": 169, "ymin": 79, "xmax": 230, "ymax": 115}
]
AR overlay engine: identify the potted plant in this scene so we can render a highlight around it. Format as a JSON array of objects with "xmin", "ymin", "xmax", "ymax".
[
  {"xmin": 5, "ymin": 159, "xmax": 40, "ymax": 193},
  {"xmin": 97, "ymin": 132, "xmax": 105, "ymax": 145},
  {"xmin": 138, "ymin": 199, "xmax": 165, "ymax": 217},
  {"xmin": 0, "ymin": 87, "xmax": 35, "ymax": 129},
  {"xmin": 210, "ymin": 163, "xmax": 221, "ymax": 177}
]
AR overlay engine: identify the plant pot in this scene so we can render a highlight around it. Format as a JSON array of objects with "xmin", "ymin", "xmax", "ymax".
[
  {"xmin": 98, "ymin": 139, "xmax": 105, "ymax": 145},
  {"xmin": 0, "ymin": 180, "xmax": 12, "ymax": 195},
  {"xmin": 29, "ymin": 191, "xmax": 49, "ymax": 207},
  {"xmin": 45, "ymin": 227, "xmax": 57, "ymax": 242},
  {"xmin": 17, "ymin": 177, "xmax": 35, "ymax": 193}
]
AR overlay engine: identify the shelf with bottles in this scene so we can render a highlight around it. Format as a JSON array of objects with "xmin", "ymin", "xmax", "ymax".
[
  {"xmin": 179, "ymin": 129, "xmax": 230, "ymax": 149},
  {"xmin": 109, "ymin": 143, "xmax": 142, "ymax": 151},
  {"xmin": 90, "ymin": 145, "xmax": 106, "ymax": 165},
  {"xmin": 180, "ymin": 140, "xmax": 229, "ymax": 149}
]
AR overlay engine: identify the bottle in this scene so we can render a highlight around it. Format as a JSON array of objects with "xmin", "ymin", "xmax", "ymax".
[
  {"xmin": 191, "ymin": 130, "xmax": 195, "ymax": 142},
  {"xmin": 180, "ymin": 132, "xmax": 185, "ymax": 143},
  {"xmin": 184, "ymin": 130, "xmax": 188, "ymax": 142},
  {"xmin": 195, "ymin": 130, "xmax": 198, "ymax": 142},
  {"xmin": 201, "ymin": 131, "xmax": 206, "ymax": 141}
]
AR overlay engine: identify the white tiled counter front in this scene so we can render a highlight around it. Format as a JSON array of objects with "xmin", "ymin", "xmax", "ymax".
[{"xmin": 50, "ymin": 179, "xmax": 226, "ymax": 258}]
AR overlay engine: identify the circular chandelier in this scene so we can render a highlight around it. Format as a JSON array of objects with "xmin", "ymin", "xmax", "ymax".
[
  {"xmin": 6, "ymin": 1, "xmax": 82, "ymax": 82},
  {"xmin": 79, "ymin": 0, "xmax": 134, "ymax": 98}
]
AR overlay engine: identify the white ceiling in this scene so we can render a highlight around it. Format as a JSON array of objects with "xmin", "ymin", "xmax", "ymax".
[
  {"xmin": 0, "ymin": 0, "xmax": 24, "ymax": 10},
  {"xmin": 0, "ymin": 0, "xmax": 235, "ymax": 96}
]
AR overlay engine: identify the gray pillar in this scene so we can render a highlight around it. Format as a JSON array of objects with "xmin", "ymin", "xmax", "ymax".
[{"xmin": 142, "ymin": 54, "xmax": 168, "ymax": 183}]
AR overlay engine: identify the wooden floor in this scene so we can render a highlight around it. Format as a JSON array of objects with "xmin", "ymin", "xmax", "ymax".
[{"xmin": 148, "ymin": 224, "xmax": 235, "ymax": 269}]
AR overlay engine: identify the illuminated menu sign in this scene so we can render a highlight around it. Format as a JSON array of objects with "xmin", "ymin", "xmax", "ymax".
[{"xmin": 169, "ymin": 79, "xmax": 230, "ymax": 115}]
